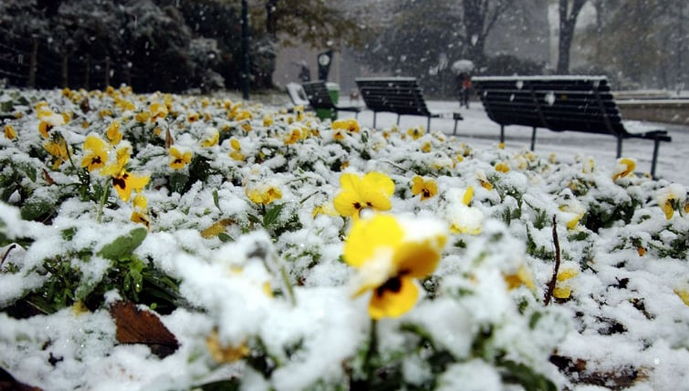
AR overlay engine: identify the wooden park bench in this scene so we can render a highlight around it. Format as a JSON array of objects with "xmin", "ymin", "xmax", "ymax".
[
  {"xmin": 355, "ymin": 77, "xmax": 463, "ymax": 133},
  {"xmin": 301, "ymin": 81, "xmax": 361, "ymax": 120},
  {"xmin": 472, "ymin": 75, "xmax": 672, "ymax": 177}
]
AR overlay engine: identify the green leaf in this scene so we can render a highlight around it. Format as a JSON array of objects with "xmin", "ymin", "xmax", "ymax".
[
  {"xmin": 18, "ymin": 163, "xmax": 37, "ymax": 183},
  {"xmin": 263, "ymin": 203, "xmax": 285, "ymax": 228},
  {"xmin": 198, "ymin": 379, "xmax": 241, "ymax": 391},
  {"xmin": 499, "ymin": 359, "xmax": 557, "ymax": 391},
  {"xmin": 212, "ymin": 189, "xmax": 221, "ymax": 211},
  {"xmin": 247, "ymin": 214, "xmax": 262, "ymax": 225},
  {"xmin": 20, "ymin": 198, "xmax": 55, "ymax": 222},
  {"xmin": 0, "ymin": 100, "xmax": 13, "ymax": 112},
  {"xmin": 168, "ymin": 172, "xmax": 189, "ymax": 195},
  {"xmin": 98, "ymin": 228, "xmax": 147, "ymax": 260},
  {"xmin": 218, "ymin": 232, "xmax": 233, "ymax": 243}
]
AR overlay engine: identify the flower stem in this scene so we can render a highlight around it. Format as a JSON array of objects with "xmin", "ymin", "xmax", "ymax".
[
  {"xmin": 96, "ymin": 181, "xmax": 110, "ymax": 223},
  {"xmin": 363, "ymin": 319, "xmax": 378, "ymax": 385},
  {"xmin": 278, "ymin": 261, "xmax": 296, "ymax": 306}
]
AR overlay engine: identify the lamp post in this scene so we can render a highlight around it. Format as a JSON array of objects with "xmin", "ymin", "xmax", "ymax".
[
  {"xmin": 241, "ymin": 0, "xmax": 250, "ymax": 100},
  {"xmin": 678, "ymin": 1, "xmax": 684, "ymax": 94}
]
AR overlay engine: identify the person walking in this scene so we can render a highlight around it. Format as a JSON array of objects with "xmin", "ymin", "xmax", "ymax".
[{"xmin": 460, "ymin": 73, "xmax": 472, "ymax": 109}]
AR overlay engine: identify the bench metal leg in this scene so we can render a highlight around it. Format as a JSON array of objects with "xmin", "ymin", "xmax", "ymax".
[
  {"xmin": 616, "ymin": 137, "xmax": 623, "ymax": 158},
  {"xmin": 651, "ymin": 138, "xmax": 661, "ymax": 179},
  {"xmin": 453, "ymin": 119, "xmax": 458, "ymax": 135},
  {"xmin": 373, "ymin": 112, "xmax": 377, "ymax": 129},
  {"xmin": 396, "ymin": 114, "xmax": 401, "ymax": 126},
  {"xmin": 500, "ymin": 125, "xmax": 505, "ymax": 144},
  {"xmin": 427, "ymin": 117, "xmax": 431, "ymax": 132},
  {"xmin": 530, "ymin": 127, "xmax": 537, "ymax": 151}
]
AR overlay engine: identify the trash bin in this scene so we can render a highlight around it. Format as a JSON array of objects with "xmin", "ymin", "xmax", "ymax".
[{"xmin": 316, "ymin": 82, "xmax": 340, "ymax": 120}]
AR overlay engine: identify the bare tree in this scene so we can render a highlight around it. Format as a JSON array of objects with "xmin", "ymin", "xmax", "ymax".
[
  {"xmin": 556, "ymin": 0, "xmax": 588, "ymax": 74},
  {"xmin": 462, "ymin": 0, "xmax": 513, "ymax": 67},
  {"xmin": 259, "ymin": 0, "xmax": 361, "ymax": 49}
]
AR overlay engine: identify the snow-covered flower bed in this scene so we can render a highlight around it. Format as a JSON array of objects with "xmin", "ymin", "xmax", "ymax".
[{"xmin": 1, "ymin": 86, "xmax": 688, "ymax": 390}]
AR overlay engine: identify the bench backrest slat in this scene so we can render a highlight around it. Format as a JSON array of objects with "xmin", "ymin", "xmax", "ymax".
[
  {"xmin": 302, "ymin": 81, "xmax": 335, "ymax": 109},
  {"xmin": 356, "ymin": 77, "xmax": 432, "ymax": 116},
  {"xmin": 473, "ymin": 76, "xmax": 627, "ymax": 136}
]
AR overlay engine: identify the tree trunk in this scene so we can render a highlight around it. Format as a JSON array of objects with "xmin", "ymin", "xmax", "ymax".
[
  {"xmin": 28, "ymin": 38, "xmax": 38, "ymax": 88},
  {"xmin": 84, "ymin": 54, "xmax": 90, "ymax": 90},
  {"xmin": 265, "ymin": 0, "xmax": 279, "ymax": 39},
  {"xmin": 61, "ymin": 53, "xmax": 68, "ymax": 88},
  {"xmin": 556, "ymin": 0, "xmax": 588, "ymax": 74},
  {"xmin": 462, "ymin": 0, "xmax": 512, "ymax": 69},
  {"xmin": 105, "ymin": 56, "xmax": 110, "ymax": 87}
]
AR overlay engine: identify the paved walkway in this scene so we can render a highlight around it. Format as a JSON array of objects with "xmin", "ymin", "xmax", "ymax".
[{"xmin": 337, "ymin": 98, "xmax": 688, "ymax": 186}]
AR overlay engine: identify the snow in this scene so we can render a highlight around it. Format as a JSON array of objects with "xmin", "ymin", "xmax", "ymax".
[{"xmin": 1, "ymin": 87, "xmax": 689, "ymax": 390}]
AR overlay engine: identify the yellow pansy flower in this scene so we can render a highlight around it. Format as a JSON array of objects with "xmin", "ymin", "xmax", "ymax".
[
  {"xmin": 4, "ymin": 124, "xmax": 16, "ymax": 140},
  {"xmin": 448, "ymin": 186, "xmax": 483, "ymax": 235},
  {"xmin": 131, "ymin": 210, "xmax": 150, "ymax": 229},
  {"xmin": 332, "ymin": 118, "xmax": 360, "ymax": 133},
  {"xmin": 80, "ymin": 134, "xmax": 109, "ymax": 172},
  {"xmin": 344, "ymin": 214, "xmax": 447, "ymax": 319},
  {"xmin": 407, "ymin": 126, "xmax": 424, "ymax": 140},
  {"xmin": 293, "ymin": 105, "xmax": 305, "ymax": 122},
  {"xmin": 246, "ymin": 183, "xmax": 283, "ymax": 205},
  {"xmin": 656, "ymin": 184, "xmax": 686, "ymax": 220},
  {"xmin": 112, "ymin": 170, "xmax": 149, "ymax": 202},
  {"xmin": 312, "ymin": 202, "xmax": 338, "ymax": 218},
  {"xmin": 333, "ymin": 172, "xmax": 395, "ymax": 219},
  {"xmin": 284, "ymin": 127, "xmax": 302, "ymax": 145},
  {"xmin": 235, "ymin": 109, "xmax": 252, "ymax": 122},
  {"xmin": 263, "ymin": 114, "xmax": 274, "ymax": 127},
  {"xmin": 612, "ymin": 157, "xmax": 636, "ymax": 181},
  {"xmin": 410, "ymin": 176, "xmax": 438, "ymax": 201},
  {"xmin": 99, "ymin": 109, "xmax": 113, "ymax": 119},
  {"xmin": 421, "ymin": 141, "xmax": 432, "ymax": 153},
  {"xmin": 130, "ymin": 194, "xmax": 150, "ymax": 229},
  {"xmin": 169, "ymin": 146, "xmax": 192, "ymax": 170},
  {"xmin": 553, "ymin": 268, "xmax": 579, "ymax": 299},
  {"xmin": 495, "ymin": 161, "xmax": 510, "ymax": 173},
  {"xmin": 229, "ymin": 137, "xmax": 245, "ymax": 161},
  {"xmin": 206, "ymin": 330, "xmax": 250, "ymax": 363},
  {"xmin": 333, "ymin": 129, "xmax": 346, "ymax": 141},
  {"xmin": 106, "ymin": 120, "xmax": 123, "ymax": 145},
  {"xmin": 187, "ymin": 112, "xmax": 200, "ymax": 123},
  {"xmin": 150, "ymin": 101, "xmax": 168, "ymax": 119},
  {"xmin": 135, "ymin": 111, "xmax": 151, "ymax": 123},
  {"xmin": 504, "ymin": 265, "xmax": 536, "ymax": 291},
  {"xmin": 44, "ymin": 138, "xmax": 70, "ymax": 169},
  {"xmin": 38, "ymin": 121, "xmax": 52, "ymax": 138},
  {"xmin": 201, "ymin": 127, "xmax": 220, "ymax": 148},
  {"xmin": 476, "ymin": 170, "xmax": 493, "ymax": 191},
  {"xmin": 674, "ymin": 288, "xmax": 689, "ymax": 307}
]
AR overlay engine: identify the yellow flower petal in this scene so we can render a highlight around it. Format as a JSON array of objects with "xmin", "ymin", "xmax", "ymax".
[
  {"xmin": 462, "ymin": 186, "xmax": 474, "ymax": 206},
  {"xmin": 4, "ymin": 124, "xmax": 17, "ymax": 140},
  {"xmin": 393, "ymin": 239, "xmax": 443, "ymax": 279},
  {"xmin": 169, "ymin": 146, "xmax": 192, "ymax": 169},
  {"xmin": 113, "ymin": 171, "xmax": 149, "ymax": 202},
  {"xmin": 368, "ymin": 277, "xmax": 419, "ymax": 320},
  {"xmin": 344, "ymin": 214, "xmax": 403, "ymax": 268}
]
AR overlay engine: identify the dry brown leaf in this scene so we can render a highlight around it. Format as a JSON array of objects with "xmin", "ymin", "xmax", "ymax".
[
  {"xmin": 165, "ymin": 127, "xmax": 174, "ymax": 150},
  {"xmin": 0, "ymin": 366, "xmax": 43, "ymax": 391},
  {"xmin": 109, "ymin": 301, "xmax": 179, "ymax": 359}
]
